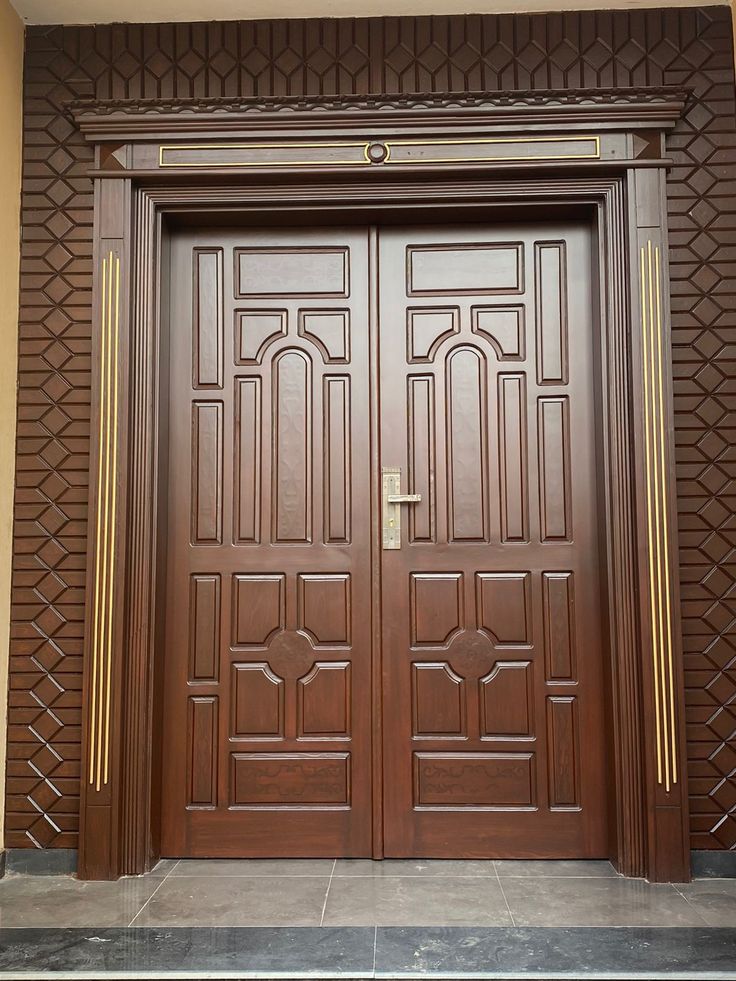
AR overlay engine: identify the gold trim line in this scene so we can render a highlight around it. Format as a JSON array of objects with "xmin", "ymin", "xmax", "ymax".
[
  {"xmin": 640, "ymin": 240, "xmax": 678, "ymax": 791},
  {"xmin": 89, "ymin": 249, "xmax": 120, "ymax": 790},
  {"xmin": 158, "ymin": 135, "xmax": 601, "ymax": 169}
]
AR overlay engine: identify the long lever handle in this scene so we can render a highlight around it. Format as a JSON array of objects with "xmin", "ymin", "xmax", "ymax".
[{"xmin": 387, "ymin": 494, "xmax": 422, "ymax": 503}]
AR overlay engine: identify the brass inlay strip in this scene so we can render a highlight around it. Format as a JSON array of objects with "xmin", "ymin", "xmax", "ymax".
[
  {"xmin": 89, "ymin": 249, "xmax": 120, "ymax": 791},
  {"xmin": 640, "ymin": 240, "xmax": 678, "ymax": 791},
  {"xmin": 158, "ymin": 135, "xmax": 600, "ymax": 169},
  {"xmin": 385, "ymin": 134, "xmax": 601, "ymax": 164},
  {"xmin": 159, "ymin": 141, "xmax": 374, "ymax": 168}
]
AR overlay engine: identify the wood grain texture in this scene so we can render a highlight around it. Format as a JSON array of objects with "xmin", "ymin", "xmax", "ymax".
[{"xmin": 6, "ymin": 7, "xmax": 735, "ymax": 852}]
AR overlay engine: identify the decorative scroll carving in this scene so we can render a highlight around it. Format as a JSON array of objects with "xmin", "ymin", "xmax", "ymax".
[{"xmin": 69, "ymin": 86, "xmax": 690, "ymax": 121}]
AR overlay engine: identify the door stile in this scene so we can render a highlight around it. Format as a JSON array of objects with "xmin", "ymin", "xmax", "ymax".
[{"xmin": 369, "ymin": 225, "xmax": 384, "ymax": 858}]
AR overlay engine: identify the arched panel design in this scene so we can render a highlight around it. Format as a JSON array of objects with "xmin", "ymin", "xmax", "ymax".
[
  {"xmin": 446, "ymin": 345, "xmax": 489, "ymax": 543},
  {"xmin": 235, "ymin": 309, "xmax": 288, "ymax": 365},
  {"xmin": 272, "ymin": 348, "xmax": 312, "ymax": 544}
]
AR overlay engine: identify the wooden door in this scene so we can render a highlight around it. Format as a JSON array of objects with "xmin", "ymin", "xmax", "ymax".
[
  {"xmin": 161, "ymin": 227, "xmax": 374, "ymax": 857},
  {"xmin": 161, "ymin": 219, "xmax": 608, "ymax": 860},
  {"xmin": 379, "ymin": 222, "xmax": 609, "ymax": 857}
]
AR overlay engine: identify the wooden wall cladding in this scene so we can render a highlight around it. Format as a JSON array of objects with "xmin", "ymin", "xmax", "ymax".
[{"xmin": 6, "ymin": 7, "xmax": 735, "ymax": 851}]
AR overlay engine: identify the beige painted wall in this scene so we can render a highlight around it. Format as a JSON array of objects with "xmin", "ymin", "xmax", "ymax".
[{"xmin": 0, "ymin": 0, "xmax": 22, "ymax": 852}]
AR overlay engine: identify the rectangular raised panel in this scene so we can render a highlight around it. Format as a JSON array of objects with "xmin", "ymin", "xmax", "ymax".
[
  {"xmin": 161, "ymin": 142, "xmax": 370, "ymax": 169},
  {"xmin": 498, "ymin": 374, "xmax": 528, "ymax": 543},
  {"xmin": 324, "ymin": 377, "xmax": 351, "ymax": 544},
  {"xmin": 408, "ymin": 375, "xmax": 435, "ymax": 543},
  {"xmin": 412, "ymin": 662, "xmax": 466, "ymax": 737},
  {"xmin": 547, "ymin": 696, "xmax": 580, "ymax": 809},
  {"xmin": 273, "ymin": 350, "xmax": 312, "ymax": 543},
  {"xmin": 447, "ymin": 347, "xmax": 488, "ymax": 541},
  {"xmin": 300, "ymin": 310, "xmax": 350, "ymax": 363},
  {"xmin": 473, "ymin": 306, "xmax": 525, "ymax": 360},
  {"xmin": 235, "ymin": 378, "xmax": 261, "ymax": 544},
  {"xmin": 481, "ymin": 660, "xmax": 533, "ymax": 738},
  {"xmin": 235, "ymin": 310, "xmax": 287, "ymax": 364},
  {"xmin": 413, "ymin": 752, "xmax": 535, "ymax": 807},
  {"xmin": 538, "ymin": 396, "xmax": 571, "ymax": 541},
  {"xmin": 192, "ymin": 248, "xmax": 223, "ymax": 389},
  {"xmin": 535, "ymin": 242, "xmax": 568, "ymax": 385},
  {"xmin": 388, "ymin": 136, "xmax": 599, "ymax": 166},
  {"xmin": 543, "ymin": 572, "xmax": 576, "ymax": 681},
  {"xmin": 297, "ymin": 574, "xmax": 351, "ymax": 647},
  {"xmin": 188, "ymin": 575, "xmax": 220, "ymax": 682},
  {"xmin": 476, "ymin": 572, "xmax": 530, "ymax": 645},
  {"xmin": 232, "ymin": 663, "xmax": 284, "ymax": 739},
  {"xmin": 407, "ymin": 308, "xmax": 459, "ymax": 362},
  {"xmin": 187, "ymin": 696, "xmax": 217, "ymax": 808},
  {"xmin": 191, "ymin": 401, "xmax": 223, "ymax": 545},
  {"xmin": 236, "ymin": 248, "xmax": 348, "ymax": 298},
  {"xmin": 298, "ymin": 662, "xmax": 351, "ymax": 738},
  {"xmin": 410, "ymin": 573, "xmax": 463, "ymax": 647},
  {"xmin": 232, "ymin": 574, "xmax": 285, "ymax": 647},
  {"xmin": 230, "ymin": 753, "xmax": 350, "ymax": 806},
  {"xmin": 408, "ymin": 243, "xmax": 522, "ymax": 295}
]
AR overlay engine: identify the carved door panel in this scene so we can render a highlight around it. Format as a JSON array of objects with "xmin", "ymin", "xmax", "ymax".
[
  {"xmin": 161, "ymin": 228, "xmax": 373, "ymax": 856},
  {"xmin": 379, "ymin": 223, "xmax": 609, "ymax": 857}
]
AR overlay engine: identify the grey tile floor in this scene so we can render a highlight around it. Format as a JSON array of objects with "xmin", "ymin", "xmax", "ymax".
[{"xmin": 1, "ymin": 859, "xmax": 734, "ymax": 929}]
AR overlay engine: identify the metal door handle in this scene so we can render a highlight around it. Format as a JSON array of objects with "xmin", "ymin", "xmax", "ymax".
[{"xmin": 382, "ymin": 468, "xmax": 422, "ymax": 550}]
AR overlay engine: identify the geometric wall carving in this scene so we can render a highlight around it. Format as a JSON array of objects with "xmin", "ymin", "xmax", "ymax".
[{"xmin": 7, "ymin": 8, "xmax": 736, "ymax": 850}]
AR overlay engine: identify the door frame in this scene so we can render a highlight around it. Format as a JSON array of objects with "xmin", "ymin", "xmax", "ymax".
[{"xmin": 70, "ymin": 87, "xmax": 691, "ymax": 881}]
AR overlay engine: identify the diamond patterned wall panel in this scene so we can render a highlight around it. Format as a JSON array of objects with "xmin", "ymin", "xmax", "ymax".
[{"xmin": 6, "ymin": 7, "xmax": 735, "ymax": 850}]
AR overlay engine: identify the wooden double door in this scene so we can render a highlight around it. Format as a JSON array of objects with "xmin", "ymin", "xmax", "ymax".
[{"xmin": 160, "ymin": 220, "xmax": 609, "ymax": 859}]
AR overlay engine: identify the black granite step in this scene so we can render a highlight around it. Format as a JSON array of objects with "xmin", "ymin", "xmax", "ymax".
[{"xmin": 1, "ymin": 925, "xmax": 736, "ymax": 979}]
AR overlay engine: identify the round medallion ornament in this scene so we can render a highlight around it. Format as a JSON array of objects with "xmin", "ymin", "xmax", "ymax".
[{"xmin": 366, "ymin": 141, "xmax": 389, "ymax": 164}]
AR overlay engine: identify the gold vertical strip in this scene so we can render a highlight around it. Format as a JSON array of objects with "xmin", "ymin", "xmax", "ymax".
[
  {"xmin": 90, "ymin": 249, "xmax": 119, "ymax": 790},
  {"xmin": 641, "ymin": 245, "xmax": 663, "ymax": 786},
  {"xmin": 89, "ymin": 255, "xmax": 108, "ymax": 785},
  {"xmin": 641, "ymin": 239, "xmax": 678, "ymax": 791},
  {"xmin": 103, "ymin": 255, "xmax": 120, "ymax": 786},
  {"xmin": 648, "ymin": 240, "xmax": 671, "ymax": 794},
  {"xmin": 654, "ymin": 246, "xmax": 678, "ymax": 786},
  {"xmin": 96, "ymin": 252, "xmax": 113, "ymax": 791}
]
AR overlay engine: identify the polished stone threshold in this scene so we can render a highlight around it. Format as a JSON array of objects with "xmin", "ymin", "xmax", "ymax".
[{"xmin": 1, "ymin": 926, "xmax": 736, "ymax": 979}]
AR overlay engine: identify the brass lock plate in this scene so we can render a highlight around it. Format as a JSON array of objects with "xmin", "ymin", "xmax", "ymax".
[{"xmin": 382, "ymin": 467, "xmax": 402, "ymax": 550}]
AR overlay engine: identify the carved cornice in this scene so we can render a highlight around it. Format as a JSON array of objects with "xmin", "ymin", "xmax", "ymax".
[{"xmin": 69, "ymin": 87, "xmax": 690, "ymax": 141}]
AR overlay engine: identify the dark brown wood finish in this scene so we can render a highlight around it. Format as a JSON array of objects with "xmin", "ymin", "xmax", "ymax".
[
  {"xmin": 10, "ymin": 13, "xmax": 735, "ymax": 863},
  {"xmin": 379, "ymin": 221, "xmax": 608, "ymax": 857},
  {"xmin": 44, "ymin": 87, "xmax": 689, "ymax": 880},
  {"xmin": 161, "ymin": 227, "xmax": 374, "ymax": 856}
]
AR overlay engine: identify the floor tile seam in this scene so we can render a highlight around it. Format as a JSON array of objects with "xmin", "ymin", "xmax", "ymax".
[
  {"xmin": 163, "ymin": 859, "xmax": 181, "ymax": 880},
  {"xmin": 127, "ymin": 874, "xmax": 170, "ymax": 928},
  {"xmin": 495, "ymin": 866, "xmax": 516, "ymax": 927},
  {"xmin": 372, "ymin": 924, "xmax": 378, "ymax": 975},
  {"xmin": 673, "ymin": 883, "xmax": 717, "ymax": 927},
  {"xmin": 319, "ymin": 859, "xmax": 336, "ymax": 927}
]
